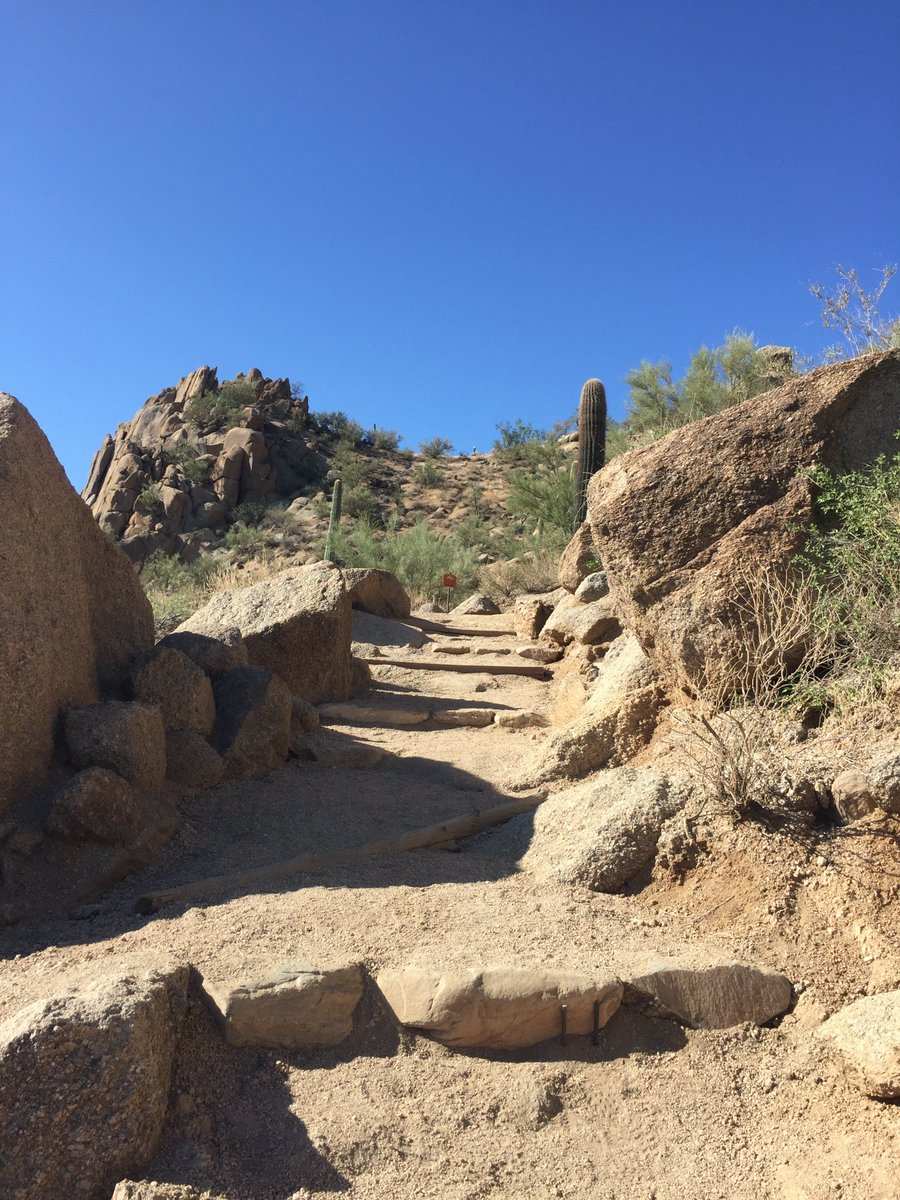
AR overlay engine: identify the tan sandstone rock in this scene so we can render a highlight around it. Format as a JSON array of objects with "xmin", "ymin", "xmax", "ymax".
[
  {"xmin": 0, "ymin": 394, "xmax": 154, "ymax": 815},
  {"xmin": 627, "ymin": 958, "xmax": 793, "ymax": 1028},
  {"xmin": 817, "ymin": 990, "xmax": 900, "ymax": 1098},
  {"xmin": 377, "ymin": 966, "xmax": 622, "ymax": 1048},
  {"xmin": 0, "ymin": 967, "xmax": 188, "ymax": 1200},
  {"xmin": 202, "ymin": 961, "xmax": 363, "ymax": 1050},
  {"xmin": 342, "ymin": 567, "xmax": 411, "ymax": 619},
  {"xmin": 557, "ymin": 520, "xmax": 599, "ymax": 593},
  {"xmin": 587, "ymin": 350, "xmax": 900, "ymax": 697},
  {"xmin": 540, "ymin": 593, "xmax": 621, "ymax": 647},
  {"xmin": 177, "ymin": 563, "xmax": 352, "ymax": 704}
]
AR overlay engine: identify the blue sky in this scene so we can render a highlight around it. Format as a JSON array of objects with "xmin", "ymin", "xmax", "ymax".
[{"xmin": 3, "ymin": 0, "xmax": 898, "ymax": 487}]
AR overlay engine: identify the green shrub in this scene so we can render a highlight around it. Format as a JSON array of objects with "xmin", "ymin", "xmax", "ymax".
[
  {"xmin": 312, "ymin": 410, "xmax": 366, "ymax": 444},
  {"xmin": 137, "ymin": 482, "xmax": 164, "ymax": 516},
  {"xmin": 184, "ymin": 381, "xmax": 257, "ymax": 430},
  {"xmin": 343, "ymin": 485, "xmax": 380, "ymax": 520},
  {"xmin": 504, "ymin": 440, "xmax": 576, "ymax": 548},
  {"xmin": 493, "ymin": 419, "xmax": 548, "ymax": 460},
  {"xmin": 140, "ymin": 552, "xmax": 225, "ymax": 634},
  {"xmin": 420, "ymin": 436, "xmax": 454, "ymax": 458},
  {"xmin": 414, "ymin": 462, "xmax": 441, "ymax": 486},
  {"xmin": 162, "ymin": 443, "xmax": 212, "ymax": 484},
  {"xmin": 372, "ymin": 428, "xmax": 402, "ymax": 451}
]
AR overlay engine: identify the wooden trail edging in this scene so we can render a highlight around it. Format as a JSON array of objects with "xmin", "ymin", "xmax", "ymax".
[
  {"xmin": 402, "ymin": 616, "xmax": 515, "ymax": 638},
  {"xmin": 135, "ymin": 793, "xmax": 547, "ymax": 915},
  {"xmin": 363, "ymin": 658, "xmax": 551, "ymax": 679}
]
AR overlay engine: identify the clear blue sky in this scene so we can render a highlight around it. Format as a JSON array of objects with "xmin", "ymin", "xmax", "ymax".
[{"xmin": 3, "ymin": 0, "xmax": 898, "ymax": 487}]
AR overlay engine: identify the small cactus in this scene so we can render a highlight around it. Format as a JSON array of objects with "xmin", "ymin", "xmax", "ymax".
[
  {"xmin": 574, "ymin": 378, "xmax": 606, "ymax": 529},
  {"xmin": 324, "ymin": 478, "xmax": 342, "ymax": 562}
]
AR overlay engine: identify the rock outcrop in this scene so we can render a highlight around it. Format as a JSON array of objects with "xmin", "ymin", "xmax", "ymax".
[
  {"xmin": 587, "ymin": 350, "xmax": 900, "ymax": 697},
  {"xmin": 176, "ymin": 563, "xmax": 353, "ymax": 704},
  {"xmin": 82, "ymin": 366, "xmax": 324, "ymax": 564},
  {"xmin": 0, "ymin": 394, "xmax": 154, "ymax": 816}
]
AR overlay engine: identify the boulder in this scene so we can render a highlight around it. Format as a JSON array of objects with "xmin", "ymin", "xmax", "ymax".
[
  {"xmin": 627, "ymin": 958, "xmax": 793, "ymax": 1028},
  {"xmin": 831, "ymin": 768, "xmax": 880, "ymax": 822},
  {"xmin": 341, "ymin": 567, "xmax": 411, "ymax": 619},
  {"xmin": 540, "ymin": 594, "xmax": 621, "ymax": 647},
  {"xmin": 557, "ymin": 521, "xmax": 599, "ymax": 592},
  {"xmin": 131, "ymin": 647, "xmax": 216, "ymax": 736},
  {"xmin": 64, "ymin": 701, "xmax": 167, "ymax": 791},
  {"xmin": 47, "ymin": 767, "xmax": 142, "ymax": 844},
  {"xmin": 515, "ymin": 635, "xmax": 662, "ymax": 787},
  {"xmin": 501, "ymin": 768, "xmax": 683, "ymax": 892},
  {"xmin": 0, "ymin": 967, "xmax": 188, "ymax": 1200},
  {"xmin": 574, "ymin": 570, "xmax": 609, "ymax": 603},
  {"xmin": 164, "ymin": 730, "xmax": 225, "ymax": 790},
  {"xmin": 452, "ymin": 593, "xmax": 501, "ymax": 616},
  {"xmin": 377, "ymin": 966, "xmax": 622, "ymax": 1049},
  {"xmin": 291, "ymin": 695, "xmax": 321, "ymax": 734},
  {"xmin": 157, "ymin": 626, "xmax": 248, "ymax": 679},
  {"xmin": 201, "ymin": 961, "xmax": 363, "ymax": 1050},
  {"xmin": 0, "ymin": 394, "xmax": 154, "ymax": 815},
  {"xmin": 511, "ymin": 591, "xmax": 562, "ymax": 641},
  {"xmin": 350, "ymin": 655, "xmax": 373, "ymax": 695},
  {"xmin": 818, "ymin": 990, "xmax": 900, "ymax": 1098},
  {"xmin": 588, "ymin": 350, "xmax": 900, "ymax": 697},
  {"xmin": 211, "ymin": 667, "xmax": 292, "ymax": 778},
  {"xmin": 176, "ymin": 564, "xmax": 352, "ymax": 704},
  {"xmin": 352, "ymin": 610, "xmax": 426, "ymax": 649},
  {"xmin": 864, "ymin": 752, "xmax": 900, "ymax": 815}
]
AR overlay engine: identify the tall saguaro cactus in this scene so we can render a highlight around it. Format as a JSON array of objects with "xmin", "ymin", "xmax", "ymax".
[
  {"xmin": 574, "ymin": 378, "xmax": 607, "ymax": 529},
  {"xmin": 324, "ymin": 478, "xmax": 342, "ymax": 562}
]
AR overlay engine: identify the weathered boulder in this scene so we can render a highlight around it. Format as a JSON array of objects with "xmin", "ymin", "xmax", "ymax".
[
  {"xmin": 515, "ymin": 634, "xmax": 662, "ymax": 787},
  {"xmin": 291, "ymin": 695, "xmax": 321, "ymax": 734},
  {"xmin": 627, "ymin": 958, "xmax": 793, "ymax": 1028},
  {"xmin": 341, "ymin": 567, "xmax": 411, "ymax": 619},
  {"xmin": 540, "ymin": 593, "xmax": 621, "ymax": 647},
  {"xmin": 574, "ymin": 570, "xmax": 609, "ymax": 603},
  {"xmin": 0, "ymin": 394, "xmax": 154, "ymax": 816},
  {"xmin": 452, "ymin": 593, "xmax": 501, "ymax": 616},
  {"xmin": 511, "ymin": 590, "xmax": 563, "ymax": 641},
  {"xmin": 377, "ymin": 966, "xmax": 622, "ymax": 1048},
  {"xmin": 501, "ymin": 768, "xmax": 684, "ymax": 892},
  {"xmin": 352, "ymin": 609, "xmax": 426, "ymax": 650},
  {"xmin": 177, "ymin": 564, "xmax": 352, "ymax": 703},
  {"xmin": 47, "ymin": 767, "xmax": 142, "ymax": 844},
  {"xmin": 131, "ymin": 647, "xmax": 215, "ymax": 735},
  {"xmin": 818, "ymin": 990, "xmax": 900, "ymax": 1098},
  {"xmin": 64, "ymin": 701, "xmax": 167, "ymax": 791},
  {"xmin": 588, "ymin": 351, "xmax": 900, "ymax": 697},
  {"xmin": 558, "ymin": 520, "xmax": 599, "ymax": 592},
  {"xmin": 212, "ymin": 667, "xmax": 292, "ymax": 777},
  {"xmin": 0, "ymin": 967, "xmax": 188, "ymax": 1200},
  {"xmin": 201, "ymin": 961, "xmax": 363, "ymax": 1050},
  {"xmin": 517, "ymin": 644, "xmax": 563, "ymax": 663},
  {"xmin": 831, "ymin": 768, "xmax": 881, "ymax": 822},
  {"xmin": 157, "ymin": 626, "xmax": 248, "ymax": 679},
  {"xmin": 164, "ymin": 730, "xmax": 225, "ymax": 790}
]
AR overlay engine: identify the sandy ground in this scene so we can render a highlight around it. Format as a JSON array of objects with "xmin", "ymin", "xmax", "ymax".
[{"xmin": 2, "ymin": 614, "xmax": 899, "ymax": 1200}]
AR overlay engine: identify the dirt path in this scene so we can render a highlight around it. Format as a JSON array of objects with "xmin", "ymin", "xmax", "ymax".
[{"xmin": 2, "ymin": 614, "xmax": 898, "ymax": 1199}]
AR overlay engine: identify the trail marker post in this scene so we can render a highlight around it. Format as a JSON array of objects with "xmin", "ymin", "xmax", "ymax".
[{"xmin": 442, "ymin": 573, "xmax": 457, "ymax": 613}]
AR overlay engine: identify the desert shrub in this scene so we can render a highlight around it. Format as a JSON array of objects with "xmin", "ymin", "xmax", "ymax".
[
  {"xmin": 493, "ymin": 419, "xmax": 548, "ymax": 460},
  {"xmin": 326, "ymin": 518, "xmax": 480, "ymax": 605},
  {"xmin": 140, "ymin": 552, "xmax": 224, "ymax": 633},
  {"xmin": 478, "ymin": 545, "xmax": 560, "ymax": 603},
  {"xmin": 810, "ymin": 263, "xmax": 900, "ymax": 362},
  {"xmin": 312, "ymin": 410, "xmax": 366, "ymax": 445},
  {"xmin": 419, "ymin": 436, "xmax": 454, "ymax": 458},
  {"xmin": 328, "ymin": 439, "xmax": 377, "ymax": 491},
  {"xmin": 371, "ymin": 428, "xmax": 402, "ymax": 451},
  {"xmin": 504, "ymin": 440, "xmax": 576, "ymax": 547},
  {"xmin": 184, "ymin": 380, "xmax": 257, "ymax": 430},
  {"xmin": 414, "ymin": 462, "xmax": 441, "ymax": 486},
  {"xmin": 343, "ymin": 485, "xmax": 380, "ymax": 520},
  {"xmin": 232, "ymin": 499, "xmax": 269, "ymax": 527},
  {"xmin": 161, "ymin": 443, "xmax": 212, "ymax": 484},
  {"xmin": 137, "ymin": 482, "xmax": 164, "ymax": 516}
]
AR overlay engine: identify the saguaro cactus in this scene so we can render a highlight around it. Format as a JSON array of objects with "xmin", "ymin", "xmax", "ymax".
[
  {"xmin": 574, "ymin": 378, "xmax": 607, "ymax": 529},
  {"xmin": 324, "ymin": 478, "xmax": 342, "ymax": 562}
]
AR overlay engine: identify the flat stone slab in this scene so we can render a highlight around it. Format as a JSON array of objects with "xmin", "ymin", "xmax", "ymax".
[
  {"xmin": 627, "ymin": 958, "xmax": 793, "ymax": 1028},
  {"xmin": 495, "ymin": 710, "xmax": 545, "ymax": 729},
  {"xmin": 377, "ymin": 966, "xmax": 622, "ymax": 1049},
  {"xmin": 433, "ymin": 708, "xmax": 496, "ymax": 728},
  {"xmin": 202, "ymin": 961, "xmax": 363, "ymax": 1050},
  {"xmin": 431, "ymin": 644, "xmax": 473, "ymax": 656},
  {"xmin": 318, "ymin": 703, "xmax": 429, "ymax": 727},
  {"xmin": 517, "ymin": 644, "xmax": 563, "ymax": 663},
  {"xmin": 352, "ymin": 611, "xmax": 426, "ymax": 649},
  {"xmin": 817, "ymin": 989, "xmax": 900, "ymax": 1098}
]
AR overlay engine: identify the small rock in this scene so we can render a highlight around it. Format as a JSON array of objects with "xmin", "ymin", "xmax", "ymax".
[
  {"xmin": 433, "ymin": 708, "xmax": 496, "ymax": 728},
  {"xmin": 574, "ymin": 571, "xmax": 609, "ymax": 603},
  {"xmin": 431, "ymin": 644, "xmax": 473, "ymax": 656},
  {"xmin": 818, "ymin": 989, "xmax": 900, "ymax": 1098},
  {"xmin": 291, "ymin": 695, "xmax": 321, "ymax": 734},
  {"xmin": 627, "ymin": 958, "xmax": 793, "ymax": 1028},
  {"xmin": 202, "ymin": 961, "xmax": 363, "ymax": 1050},
  {"xmin": 452, "ymin": 593, "xmax": 501, "ymax": 616},
  {"xmin": 517, "ymin": 644, "xmax": 563, "ymax": 663},
  {"xmin": 832, "ymin": 769, "xmax": 879, "ymax": 822},
  {"xmin": 47, "ymin": 767, "xmax": 142, "ymax": 844},
  {"xmin": 495, "ymin": 710, "xmax": 545, "ymax": 729}
]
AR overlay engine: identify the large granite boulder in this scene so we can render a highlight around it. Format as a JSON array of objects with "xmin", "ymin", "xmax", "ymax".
[
  {"xmin": 587, "ymin": 351, "xmax": 900, "ymax": 697},
  {"xmin": 176, "ymin": 563, "xmax": 353, "ymax": 703},
  {"xmin": 0, "ymin": 394, "xmax": 154, "ymax": 816},
  {"xmin": 341, "ymin": 567, "xmax": 411, "ymax": 619},
  {"xmin": 0, "ymin": 968, "xmax": 187, "ymax": 1200}
]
